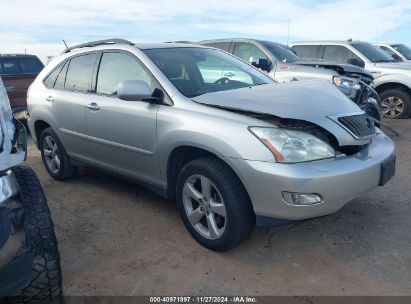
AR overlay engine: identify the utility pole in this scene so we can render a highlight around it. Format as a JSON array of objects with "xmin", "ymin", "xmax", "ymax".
[
  {"xmin": 286, "ymin": 17, "xmax": 291, "ymax": 45},
  {"xmin": 375, "ymin": 25, "xmax": 378, "ymax": 44}
]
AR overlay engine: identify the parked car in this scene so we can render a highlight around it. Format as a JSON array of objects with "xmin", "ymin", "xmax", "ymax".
[
  {"xmin": 199, "ymin": 38, "xmax": 382, "ymax": 121},
  {"xmin": 290, "ymin": 40, "xmax": 411, "ymax": 118},
  {"xmin": 27, "ymin": 39, "xmax": 395, "ymax": 251},
  {"xmin": 0, "ymin": 76, "xmax": 62, "ymax": 301},
  {"xmin": 375, "ymin": 43, "xmax": 411, "ymax": 62},
  {"xmin": 0, "ymin": 54, "xmax": 44, "ymax": 120}
]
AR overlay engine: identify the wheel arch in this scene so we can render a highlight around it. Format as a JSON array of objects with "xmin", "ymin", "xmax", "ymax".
[
  {"xmin": 374, "ymin": 81, "xmax": 411, "ymax": 96},
  {"xmin": 165, "ymin": 145, "xmax": 251, "ymax": 206},
  {"xmin": 34, "ymin": 120, "xmax": 52, "ymax": 149}
]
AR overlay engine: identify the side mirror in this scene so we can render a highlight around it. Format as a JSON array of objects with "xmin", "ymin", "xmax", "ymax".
[
  {"xmin": 117, "ymin": 80, "xmax": 153, "ymax": 102},
  {"xmin": 249, "ymin": 57, "xmax": 271, "ymax": 72},
  {"xmin": 347, "ymin": 58, "xmax": 365, "ymax": 68}
]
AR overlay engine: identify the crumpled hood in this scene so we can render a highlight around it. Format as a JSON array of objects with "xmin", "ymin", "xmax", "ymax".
[
  {"xmin": 193, "ymin": 80, "xmax": 369, "ymax": 146},
  {"xmin": 295, "ymin": 59, "xmax": 373, "ymax": 78}
]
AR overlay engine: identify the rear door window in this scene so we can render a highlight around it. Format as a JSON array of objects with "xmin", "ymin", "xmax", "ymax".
[
  {"xmin": 0, "ymin": 59, "xmax": 21, "ymax": 75},
  {"xmin": 292, "ymin": 45, "xmax": 321, "ymax": 59},
  {"xmin": 65, "ymin": 53, "xmax": 97, "ymax": 93},
  {"xmin": 19, "ymin": 57, "xmax": 44, "ymax": 74},
  {"xmin": 322, "ymin": 45, "xmax": 361, "ymax": 64}
]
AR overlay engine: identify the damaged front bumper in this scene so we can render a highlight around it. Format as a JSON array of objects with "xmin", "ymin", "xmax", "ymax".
[{"xmin": 225, "ymin": 130, "xmax": 395, "ymax": 221}]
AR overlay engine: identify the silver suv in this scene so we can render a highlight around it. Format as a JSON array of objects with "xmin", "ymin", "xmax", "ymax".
[
  {"xmin": 290, "ymin": 40, "xmax": 411, "ymax": 118},
  {"xmin": 27, "ymin": 39, "xmax": 395, "ymax": 251}
]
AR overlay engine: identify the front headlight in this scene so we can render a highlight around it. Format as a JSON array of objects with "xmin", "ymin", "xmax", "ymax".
[
  {"xmin": 249, "ymin": 127, "xmax": 335, "ymax": 163},
  {"xmin": 332, "ymin": 76, "xmax": 361, "ymax": 90}
]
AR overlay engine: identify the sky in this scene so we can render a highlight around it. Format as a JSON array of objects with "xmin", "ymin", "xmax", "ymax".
[{"xmin": 1, "ymin": 0, "xmax": 411, "ymax": 63}]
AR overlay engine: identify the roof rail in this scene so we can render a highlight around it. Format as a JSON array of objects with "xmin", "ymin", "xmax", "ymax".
[{"xmin": 62, "ymin": 38, "xmax": 134, "ymax": 54}]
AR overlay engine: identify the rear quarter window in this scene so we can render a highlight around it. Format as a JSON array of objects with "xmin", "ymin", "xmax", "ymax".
[
  {"xmin": 292, "ymin": 45, "xmax": 321, "ymax": 59},
  {"xmin": 43, "ymin": 61, "xmax": 67, "ymax": 88}
]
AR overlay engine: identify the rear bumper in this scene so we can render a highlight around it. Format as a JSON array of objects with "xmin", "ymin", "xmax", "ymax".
[{"xmin": 227, "ymin": 131, "xmax": 395, "ymax": 221}]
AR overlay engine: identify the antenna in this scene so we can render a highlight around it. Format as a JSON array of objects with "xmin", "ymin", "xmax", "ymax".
[
  {"xmin": 286, "ymin": 17, "xmax": 291, "ymax": 45},
  {"xmin": 375, "ymin": 25, "xmax": 378, "ymax": 44},
  {"xmin": 63, "ymin": 40, "xmax": 68, "ymax": 48}
]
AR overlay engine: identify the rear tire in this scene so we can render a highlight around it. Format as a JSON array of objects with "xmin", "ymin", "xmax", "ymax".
[
  {"xmin": 8, "ymin": 167, "xmax": 62, "ymax": 303},
  {"xmin": 176, "ymin": 157, "xmax": 255, "ymax": 251},
  {"xmin": 380, "ymin": 89, "xmax": 410, "ymax": 118},
  {"xmin": 40, "ymin": 127, "xmax": 77, "ymax": 180}
]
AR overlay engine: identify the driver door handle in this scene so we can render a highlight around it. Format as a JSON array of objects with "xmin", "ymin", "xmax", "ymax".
[
  {"xmin": 224, "ymin": 72, "xmax": 235, "ymax": 77},
  {"xmin": 45, "ymin": 96, "xmax": 54, "ymax": 102},
  {"xmin": 86, "ymin": 102, "xmax": 100, "ymax": 111}
]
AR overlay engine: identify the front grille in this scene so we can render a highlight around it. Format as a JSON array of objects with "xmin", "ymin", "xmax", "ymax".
[{"xmin": 338, "ymin": 114, "xmax": 375, "ymax": 138}]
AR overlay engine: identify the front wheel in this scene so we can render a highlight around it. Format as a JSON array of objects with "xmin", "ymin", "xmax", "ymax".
[
  {"xmin": 380, "ymin": 89, "xmax": 410, "ymax": 118},
  {"xmin": 176, "ymin": 157, "xmax": 255, "ymax": 251}
]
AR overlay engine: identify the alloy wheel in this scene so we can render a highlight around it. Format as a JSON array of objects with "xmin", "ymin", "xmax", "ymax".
[
  {"xmin": 182, "ymin": 174, "xmax": 227, "ymax": 240},
  {"xmin": 382, "ymin": 96, "xmax": 405, "ymax": 118},
  {"xmin": 43, "ymin": 135, "xmax": 61, "ymax": 174}
]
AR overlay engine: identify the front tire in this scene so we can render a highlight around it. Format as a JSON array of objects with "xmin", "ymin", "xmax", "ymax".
[
  {"xmin": 40, "ymin": 127, "xmax": 77, "ymax": 180},
  {"xmin": 176, "ymin": 157, "xmax": 255, "ymax": 251},
  {"xmin": 9, "ymin": 167, "xmax": 62, "ymax": 303},
  {"xmin": 380, "ymin": 89, "xmax": 410, "ymax": 118}
]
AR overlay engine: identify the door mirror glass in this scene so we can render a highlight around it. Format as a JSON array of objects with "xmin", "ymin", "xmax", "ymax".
[
  {"xmin": 347, "ymin": 58, "xmax": 365, "ymax": 68},
  {"xmin": 249, "ymin": 57, "xmax": 271, "ymax": 72},
  {"xmin": 117, "ymin": 80, "xmax": 152, "ymax": 101}
]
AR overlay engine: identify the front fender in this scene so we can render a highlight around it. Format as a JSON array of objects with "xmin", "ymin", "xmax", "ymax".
[
  {"xmin": 156, "ymin": 103, "xmax": 276, "ymax": 188},
  {"xmin": 373, "ymin": 73, "xmax": 411, "ymax": 90}
]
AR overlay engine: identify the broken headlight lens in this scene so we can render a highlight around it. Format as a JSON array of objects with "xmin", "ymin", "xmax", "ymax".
[{"xmin": 249, "ymin": 127, "xmax": 336, "ymax": 163}]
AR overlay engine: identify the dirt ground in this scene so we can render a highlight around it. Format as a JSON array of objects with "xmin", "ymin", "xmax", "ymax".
[{"xmin": 25, "ymin": 119, "xmax": 411, "ymax": 296}]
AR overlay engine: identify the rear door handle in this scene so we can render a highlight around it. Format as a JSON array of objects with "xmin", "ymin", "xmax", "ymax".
[
  {"xmin": 224, "ymin": 72, "xmax": 235, "ymax": 77},
  {"xmin": 45, "ymin": 96, "xmax": 54, "ymax": 102},
  {"xmin": 86, "ymin": 102, "xmax": 100, "ymax": 111}
]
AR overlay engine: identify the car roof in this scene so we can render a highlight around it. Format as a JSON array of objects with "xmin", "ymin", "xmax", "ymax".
[
  {"xmin": 290, "ymin": 40, "xmax": 367, "ymax": 45},
  {"xmin": 135, "ymin": 42, "xmax": 206, "ymax": 50},
  {"xmin": 0, "ymin": 54, "xmax": 40, "ymax": 59},
  {"xmin": 199, "ymin": 38, "xmax": 286, "ymax": 47}
]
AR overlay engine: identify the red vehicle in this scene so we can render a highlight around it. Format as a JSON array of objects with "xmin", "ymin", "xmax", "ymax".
[{"xmin": 0, "ymin": 54, "xmax": 44, "ymax": 119}]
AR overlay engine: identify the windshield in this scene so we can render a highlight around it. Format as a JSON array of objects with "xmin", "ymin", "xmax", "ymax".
[
  {"xmin": 352, "ymin": 42, "xmax": 395, "ymax": 63},
  {"xmin": 143, "ymin": 47, "xmax": 273, "ymax": 97},
  {"xmin": 261, "ymin": 42, "xmax": 299, "ymax": 63},
  {"xmin": 391, "ymin": 44, "xmax": 411, "ymax": 60}
]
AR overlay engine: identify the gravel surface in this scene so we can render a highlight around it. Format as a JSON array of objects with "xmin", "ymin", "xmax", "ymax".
[{"xmin": 26, "ymin": 119, "xmax": 411, "ymax": 296}]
